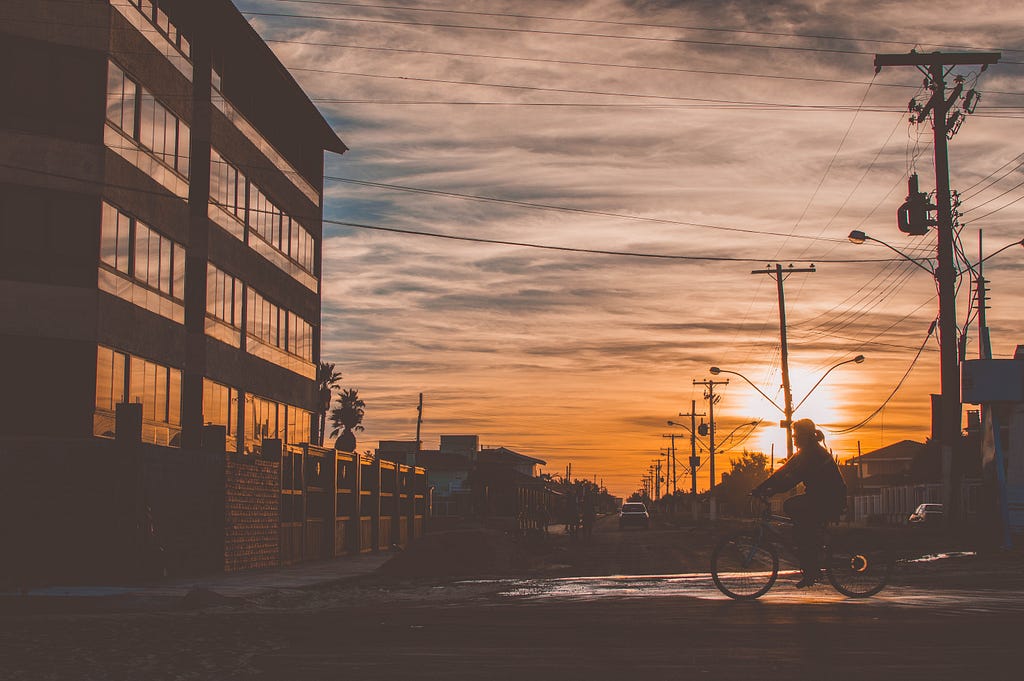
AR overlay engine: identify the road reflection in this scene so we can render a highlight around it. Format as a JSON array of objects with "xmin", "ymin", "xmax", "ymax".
[{"xmin": 463, "ymin": 565, "xmax": 1024, "ymax": 612}]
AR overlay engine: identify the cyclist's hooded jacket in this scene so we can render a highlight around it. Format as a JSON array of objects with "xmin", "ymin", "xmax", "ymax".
[{"xmin": 753, "ymin": 441, "xmax": 847, "ymax": 507}]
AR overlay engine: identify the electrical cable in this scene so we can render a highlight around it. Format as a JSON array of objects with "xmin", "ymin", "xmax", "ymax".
[{"xmin": 830, "ymin": 321, "xmax": 936, "ymax": 434}]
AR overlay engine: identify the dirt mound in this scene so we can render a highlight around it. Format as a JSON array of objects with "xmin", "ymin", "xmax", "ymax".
[{"xmin": 379, "ymin": 529, "xmax": 520, "ymax": 579}]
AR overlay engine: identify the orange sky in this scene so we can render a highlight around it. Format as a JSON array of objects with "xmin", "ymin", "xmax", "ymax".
[{"xmin": 238, "ymin": 0, "xmax": 1024, "ymax": 497}]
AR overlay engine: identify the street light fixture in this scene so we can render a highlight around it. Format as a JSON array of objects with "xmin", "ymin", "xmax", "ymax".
[
  {"xmin": 666, "ymin": 419, "xmax": 758, "ymax": 492},
  {"xmin": 847, "ymin": 230, "xmax": 934, "ymax": 274},
  {"xmin": 710, "ymin": 358, "xmax": 865, "ymax": 455},
  {"xmin": 850, "ymin": 229, "xmax": 1022, "ymax": 524},
  {"xmin": 709, "ymin": 367, "xmax": 785, "ymax": 414},
  {"xmin": 792, "ymin": 355, "xmax": 865, "ymax": 414}
]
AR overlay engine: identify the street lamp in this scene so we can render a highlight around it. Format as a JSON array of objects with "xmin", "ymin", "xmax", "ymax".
[
  {"xmin": 710, "ymin": 358, "xmax": 865, "ymax": 456},
  {"xmin": 709, "ymin": 367, "xmax": 785, "ymax": 414},
  {"xmin": 666, "ymin": 419, "xmax": 758, "ymax": 492},
  {"xmin": 847, "ymin": 230, "xmax": 934, "ymax": 273},
  {"xmin": 716, "ymin": 420, "xmax": 761, "ymax": 452},
  {"xmin": 850, "ymin": 229, "xmax": 1022, "ymax": 524},
  {"xmin": 792, "ymin": 355, "xmax": 865, "ymax": 414}
]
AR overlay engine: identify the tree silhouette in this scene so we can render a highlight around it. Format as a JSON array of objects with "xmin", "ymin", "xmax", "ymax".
[
  {"xmin": 715, "ymin": 450, "xmax": 771, "ymax": 515},
  {"xmin": 329, "ymin": 388, "xmax": 365, "ymax": 453},
  {"xmin": 315, "ymin": 362, "xmax": 342, "ymax": 446}
]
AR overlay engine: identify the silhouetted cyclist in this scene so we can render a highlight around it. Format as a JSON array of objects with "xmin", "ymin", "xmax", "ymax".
[{"xmin": 752, "ymin": 418, "xmax": 847, "ymax": 588}]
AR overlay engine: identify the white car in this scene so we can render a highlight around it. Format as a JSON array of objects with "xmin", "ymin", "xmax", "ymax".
[
  {"xmin": 909, "ymin": 503, "xmax": 943, "ymax": 524},
  {"xmin": 619, "ymin": 502, "xmax": 650, "ymax": 529}
]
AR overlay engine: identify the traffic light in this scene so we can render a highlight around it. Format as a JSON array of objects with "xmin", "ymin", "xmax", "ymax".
[{"xmin": 697, "ymin": 422, "xmax": 709, "ymax": 437}]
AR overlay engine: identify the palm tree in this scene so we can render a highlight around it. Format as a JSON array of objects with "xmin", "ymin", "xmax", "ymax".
[
  {"xmin": 329, "ymin": 388, "xmax": 365, "ymax": 452},
  {"xmin": 316, "ymin": 362, "xmax": 342, "ymax": 446}
]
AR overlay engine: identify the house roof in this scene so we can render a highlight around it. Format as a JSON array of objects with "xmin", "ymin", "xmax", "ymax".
[
  {"xmin": 856, "ymin": 439, "xmax": 924, "ymax": 462},
  {"xmin": 479, "ymin": 447, "xmax": 546, "ymax": 466}
]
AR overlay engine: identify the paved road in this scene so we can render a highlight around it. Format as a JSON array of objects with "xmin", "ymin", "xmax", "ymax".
[{"xmin": 3, "ymin": 519, "xmax": 1021, "ymax": 680}]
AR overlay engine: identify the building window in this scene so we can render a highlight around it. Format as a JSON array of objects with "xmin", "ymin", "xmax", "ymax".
[
  {"xmin": 128, "ymin": 0, "xmax": 192, "ymax": 59},
  {"xmin": 94, "ymin": 345, "xmax": 181, "ymax": 446},
  {"xmin": 246, "ymin": 289, "xmax": 313, "ymax": 361},
  {"xmin": 208, "ymin": 149, "xmax": 316, "ymax": 284},
  {"xmin": 243, "ymin": 394, "xmax": 310, "ymax": 454},
  {"xmin": 99, "ymin": 202, "xmax": 185, "ymax": 322},
  {"xmin": 202, "ymin": 378, "xmax": 238, "ymax": 452},
  {"xmin": 209, "ymin": 148, "xmax": 246, "ymax": 224},
  {"xmin": 205, "ymin": 263, "xmax": 242, "ymax": 345},
  {"xmin": 244, "ymin": 288, "xmax": 315, "ymax": 378},
  {"xmin": 106, "ymin": 61, "xmax": 191, "ymax": 178}
]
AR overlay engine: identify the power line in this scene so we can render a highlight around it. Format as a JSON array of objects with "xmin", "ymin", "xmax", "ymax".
[
  {"xmin": 327, "ymin": 177, "xmax": 847, "ymax": 243},
  {"xmin": 242, "ymin": 9, "xmax": 878, "ymax": 56},
  {"xmin": 324, "ymin": 217, "xmax": 902, "ymax": 264},
  {"xmin": 300, "ymin": 67, "xmax": 904, "ymax": 110},
  {"xmin": 831, "ymin": 321, "xmax": 936, "ymax": 434},
  {"xmin": 244, "ymin": 1, "xmax": 1024, "ymax": 56},
  {"xmin": 0, "ymin": 160, "xmax": 909, "ymax": 264}
]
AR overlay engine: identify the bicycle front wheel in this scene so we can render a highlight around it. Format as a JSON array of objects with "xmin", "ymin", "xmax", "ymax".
[
  {"xmin": 825, "ymin": 530, "xmax": 893, "ymax": 598},
  {"xmin": 711, "ymin": 531, "xmax": 779, "ymax": 600}
]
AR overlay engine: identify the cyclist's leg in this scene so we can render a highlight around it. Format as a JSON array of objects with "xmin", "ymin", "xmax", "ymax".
[{"xmin": 784, "ymin": 495, "xmax": 825, "ymax": 584}]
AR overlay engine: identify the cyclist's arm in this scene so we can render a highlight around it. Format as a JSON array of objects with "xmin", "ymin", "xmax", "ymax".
[{"xmin": 752, "ymin": 453, "xmax": 805, "ymax": 496}]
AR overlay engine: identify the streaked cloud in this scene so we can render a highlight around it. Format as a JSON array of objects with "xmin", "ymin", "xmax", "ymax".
[{"xmin": 240, "ymin": 0, "xmax": 1024, "ymax": 495}]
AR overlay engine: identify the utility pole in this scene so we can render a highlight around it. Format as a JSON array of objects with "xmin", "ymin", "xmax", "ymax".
[
  {"xmin": 874, "ymin": 50, "xmax": 1000, "ymax": 524},
  {"xmin": 751, "ymin": 263, "xmax": 815, "ymax": 460},
  {"xmin": 415, "ymin": 392, "xmax": 423, "ymax": 449},
  {"xmin": 659, "ymin": 446, "xmax": 674, "ymax": 496},
  {"xmin": 693, "ymin": 379, "xmax": 728, "ymax": 492},
  {"xmin": 678, "ymin": 400, "xmax": 705, "ymax": 495},
  {"xmin": 661, "ymin": 436, "xmax": 679, "ymax": 494},
  {"xmin": 653, "ymin": 460, "xmax": 662, "ymax": 500}
]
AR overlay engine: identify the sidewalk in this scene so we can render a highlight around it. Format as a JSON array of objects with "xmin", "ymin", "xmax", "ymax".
[{"xmin": 1, "ymin": 551, "xmax": 392, "ymax": 612}]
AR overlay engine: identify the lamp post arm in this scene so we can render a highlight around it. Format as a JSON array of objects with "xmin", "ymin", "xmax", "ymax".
[
  {"xmin": 717, "ymin": 421, "xmax": 760, "ymax": 451},
  {"xmin": 792, "ymin": 358, "xmax": 862, "ymax": 414},
  {"xmin": 864, "ymin": 236, "xmax": 935, "ymax": 274},
  {"xmin": 977, "ymin": 238, "xmax": 1024, "ymax": 266},
  {"xmin": 715, "ymin": 370, "xmax": 785, "ymax": 414}
]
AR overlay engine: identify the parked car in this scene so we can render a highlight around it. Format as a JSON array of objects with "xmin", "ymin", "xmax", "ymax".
[
  {"xmin": 619, "ymin": 502, "xmax": 650, "ymax": 530},
  {"xmin": 909, "ymin": 503, "xmax": 943, "ymax": 525}
]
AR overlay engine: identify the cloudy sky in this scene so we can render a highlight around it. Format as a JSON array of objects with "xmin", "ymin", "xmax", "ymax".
[{"xmin": 236, "ymin": 0, "xmax": 1024, "ymax": 496}]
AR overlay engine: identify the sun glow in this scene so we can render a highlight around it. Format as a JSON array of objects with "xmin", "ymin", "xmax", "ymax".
[{"xmin": 722, "ymin": 367, "xmax": 849, "ymax": 469}]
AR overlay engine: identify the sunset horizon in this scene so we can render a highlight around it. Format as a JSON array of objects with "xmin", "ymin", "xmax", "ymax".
[{"xmin": 238, "ymin": 0, "xmax": 1024, "ymax": 497}]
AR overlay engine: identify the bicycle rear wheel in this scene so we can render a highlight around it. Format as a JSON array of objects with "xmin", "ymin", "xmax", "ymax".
[
  {"xmin": 825, "ymin": 530, "xmax": 893, "ymax": 598},
  {"xmin": 711, "ymin": 531, "xmax": 779, "ymax": 600}
]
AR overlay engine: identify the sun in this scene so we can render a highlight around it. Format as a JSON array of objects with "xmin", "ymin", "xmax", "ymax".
[{"xmin": 721, "ymin": 368, "xmax": 845, "ymax": 468}]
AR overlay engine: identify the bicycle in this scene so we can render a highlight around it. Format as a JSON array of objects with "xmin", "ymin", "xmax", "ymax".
[{"xmin": 710, "ymin": 496, "xmax": 894, "ymax": 600}]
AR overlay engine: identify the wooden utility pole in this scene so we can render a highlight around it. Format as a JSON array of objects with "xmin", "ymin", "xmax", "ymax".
[
  {"xmin": 693, "ymin": 379, "xmax": 728, "ymax": 492},
  {"xmin": 751, "ymin": 264, "xmax": 815, "ymax": 460},
  {"xmin": 678, "ymin": 400, "xmax": 705, "ymax": 494},
  {"xmin": 415, "ymin": 392, "xmax": 423, "ymax": 449},
  {"xmin": 874, "ymin": 51, "xmax": 1000, "ymax": 524}
]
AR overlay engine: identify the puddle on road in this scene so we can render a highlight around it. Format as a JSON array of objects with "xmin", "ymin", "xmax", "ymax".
[
  {"xmin": 475, "ymin": 572, "xmax": 797, "ymax": 602},
  {"xmin": 903, "ymin": 551, "xmax": 977, "ymax": 563},
  {"xmin": 457, "ymin": 552, "xmax": 1004, "ymax": 605}
]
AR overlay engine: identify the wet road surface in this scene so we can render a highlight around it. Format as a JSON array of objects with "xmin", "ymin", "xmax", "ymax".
[{"xmin": 4, "ymin": 520, "xmax": 1021, "ymax": 680}]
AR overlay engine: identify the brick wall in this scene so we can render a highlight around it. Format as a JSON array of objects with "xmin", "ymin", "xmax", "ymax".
[{"xmin": 224, "ymin": 455, "xmax": 280, "ymax": 572}]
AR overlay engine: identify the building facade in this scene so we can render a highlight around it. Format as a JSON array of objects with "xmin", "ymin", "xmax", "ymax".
[
  {"xmin": 1, "ymin": 0, "xmax": 346, "ymax": 450},
  {"xmin": 0, "ymin": 0, "xmax": 376, "ymax": 583}
]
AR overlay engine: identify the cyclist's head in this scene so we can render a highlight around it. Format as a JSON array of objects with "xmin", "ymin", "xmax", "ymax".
[{"xmin": 792, "ymin": 418, "xmax": 825, "ymax": 449}]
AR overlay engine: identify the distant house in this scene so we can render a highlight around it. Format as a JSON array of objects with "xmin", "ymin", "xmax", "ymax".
[
  {"xmin": 479, "ymin": 447, "xmax": 546, "ymax": 477},
  {"xmin": 378, "ymin": 435, "xmax": 554, "ymax": 523},
  {"xmin": 851, "ymin": 439, "xmax": 924, "ymax": 488}
]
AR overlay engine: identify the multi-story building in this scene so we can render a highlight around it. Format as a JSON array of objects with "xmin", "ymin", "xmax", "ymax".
[
  {"xmin": 1, "ymin": 0, "xmax": 345, "ymax": 451},
  {"xmin": 0, "ymin": 0, "xmax": 364, "ymax": 582}
]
